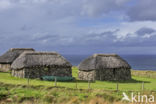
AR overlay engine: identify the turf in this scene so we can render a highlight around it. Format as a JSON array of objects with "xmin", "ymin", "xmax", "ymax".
[
  {"xmin": 0, "ymin": 67, "xmax": 156, "ymax": 104},
  {"xmin": 0, "ymin": 67, "xmax": 155, "ymax": 91}
]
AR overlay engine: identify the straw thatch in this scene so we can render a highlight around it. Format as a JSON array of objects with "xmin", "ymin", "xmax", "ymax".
[
  {"xmin": 78, "ymin": 54, "xmax": 131, "ymax": 71},
  {"xmin": 11, "ymin": 52, "xmax": 72, "ymax": 69},
  {"xmin": 11, "ymin": 52, "xmax": 72, "ymax": 78},
  {"xmin": 0, "ymin": 48, "xmax": 35, "ymax": 64},
  {"xmin": 78, "ymin": 54, "xmax": 131, "ymax": 81},
  {"xmin": 0, "ymin": 48, "xmax": 35, "ymax": 72}
]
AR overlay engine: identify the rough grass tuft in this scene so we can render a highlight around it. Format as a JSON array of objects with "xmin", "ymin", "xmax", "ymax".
[{"xmin": 0, "ymin": 67, "xmax": 155, "ymax": 104}]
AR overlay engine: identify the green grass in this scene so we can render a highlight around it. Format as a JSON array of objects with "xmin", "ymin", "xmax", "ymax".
[
  {"xmin": 0, "ymin": 84, "xmax": 123, "ymax": 104},
  {"xmin": 0, "ymin": 67, "xmax": 156, "ymax": 104},
  {"xmin": 0, "ymin": 67, "xmax": 156, "ymax": 91},
  {"xmin": 132, "ymin": 69, "xmax": 156, "ymax": 78}
]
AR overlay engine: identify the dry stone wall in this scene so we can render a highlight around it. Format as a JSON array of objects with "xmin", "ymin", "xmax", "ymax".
[
  {"xmin": 78, "ymin": 70, "xmax": 96, "ymax": 81},
  {"xmin": 12, "ymin": 67, "xmax": 72, "ymax": 79},
  {"xmin": 79, "ymin": 68, "xmax": 131, "ymax": 81},
  {"xmin": 12, "ymin": 69, "xmax": 25, "ymax": 78},
  {"xmin": 0, "ymin": 64, "xmax": 11, "ymax": 72}
]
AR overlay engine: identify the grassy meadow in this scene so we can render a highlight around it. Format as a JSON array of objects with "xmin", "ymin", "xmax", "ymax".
[{"xmin": 0, "ymin": 67, "xmax": 156, "ymax": 104}]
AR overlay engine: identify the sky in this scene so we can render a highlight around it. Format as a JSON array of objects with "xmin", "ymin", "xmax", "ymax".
[{"xmin": 0, "ymin": 0, "xmax": 156, "ymax": 55}]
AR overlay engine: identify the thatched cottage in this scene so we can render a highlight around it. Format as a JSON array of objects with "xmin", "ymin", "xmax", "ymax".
[
  {"xmin": 11, "ymin": 52, "xmax": 72, "ymax": 79},
  {"xmin": 78, "ymin": 54, "xmax": 131, "ymax": 81},
  {"xmin": 0, "ymin": 48, "xmax": 35, "ymax": 72}
]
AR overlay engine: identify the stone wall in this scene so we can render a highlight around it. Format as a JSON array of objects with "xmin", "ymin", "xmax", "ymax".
[
  {"xmin": 96, "ymin": 68, "xmax": 131, "ymax": 81},
  {"xmin": 12, "ymin": 67, "xmax": 72, "ymax": 79},
  {"xmin": 95, "ymin": 68, "xmax": 114, "ymax": 81},
  {"xmin": 12, "ymin": 69, "xmax": 25, "ymax": 78},
  {"xmin": 0, "ymin": 64, "xmax": 11, "ymax": 72},
  {"xmin": 114, "ymin": 68, "xmax": 131, "ymax": 80},
  {"xmin": 79, "ymin": 68, "xmax": 131, "ymax": 81},
  {"xmin": 78, "ymin": 70, "xmax": 96, "ymax": 81}
]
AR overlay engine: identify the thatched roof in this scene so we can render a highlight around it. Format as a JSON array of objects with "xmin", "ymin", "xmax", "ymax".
[
  {"xmin": 11, "ymin": 52, "xmax": 72, "ymax": 69},
  {"xmin": 0, "ymin": 48, "xmax": 35, "ymax": 64},
  {"xmin": 78, "ymin": 54, "xmax": 131, "ymax": 71}
]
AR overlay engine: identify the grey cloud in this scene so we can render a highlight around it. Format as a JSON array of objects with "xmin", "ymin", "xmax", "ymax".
[
  {"xmin": 0, "ymin": 0, "xmax": 81, "ymax": 47},
  {"xmin": 0, "ymin": 0, "xmax": 129, "ymax": 17},
  {"xmin": 81, "ymin": 0, "xmax": 129, "ymax": 17},
  {"xmin": 114, "ymin": 27, "xmax": 156, "ymax": 47},
  {"xmin": 31, "ymin": 33, "xmax": 59, "ymax": 41},
  {"xmin": 79, "ymin": 29, "xmax": 119, "ymax": 46},
  {"xmin": 127, "ymin": 0, "xmax": 156, "ymax": 21},
  {"xmin": 1, "ymin": 0, "xmax": 156, "ymax": 55},
  {"xmin": 136, "ymin": 27, "xmax": 155, "ymax": 36},
  {"xmin": 89, "ymin": 29, "xmax": 119, "ymax": 37},
  {"xmin": 89, "ymin": 30, "xmax": 118, "ymax": 41}
]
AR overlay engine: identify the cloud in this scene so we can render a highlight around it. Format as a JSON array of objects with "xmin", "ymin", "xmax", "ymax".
[
  {"xmin": 136, "ymin": 27, "xmax": 155, "ymax": 36},
  {"xmin": 83, "ymin": 29, "xmax": 118, "ymax": 44},
  {"xmin": 112, "ymin": 25, "xmax": 156, "ymax": 47},
  {"xmin": 127, "ymin": 0, "xmax": 156, "ymax": 21},
  {"xmin": 0, "ymin": 0, "xmax": 12, "ymax": 10},
  {"xmin": 81, "ymin": 0, "xmax": 129, "ymax": 17},
  {"xmin": 0, "ymin": 0, "xmax": 156, "ymax": 54}
]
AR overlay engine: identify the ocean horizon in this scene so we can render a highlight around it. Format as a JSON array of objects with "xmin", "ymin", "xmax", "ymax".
[{"xmin": 63, "ymin": 54, "xmax": 156, "ymax": 71}]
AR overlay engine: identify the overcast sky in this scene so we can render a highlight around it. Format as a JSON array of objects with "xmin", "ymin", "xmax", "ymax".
[{"xmin": 0, "ymin": 0, "xmax": 156, "ymax": 55}]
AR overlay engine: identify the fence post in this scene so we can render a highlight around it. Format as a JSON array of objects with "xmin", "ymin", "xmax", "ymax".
[
  {"xmin": 116, "ymin": 82, "xmax": 119, "ymax": 91},
  {"xmin": 27, "ymin": 72, "xmax": 30, "ymax": 102},
  {"xmin": 27, "ymin": 72, "xmax": 30, "ymax": 87},
  {"xmin": 75, "ymin": 80, "xmax": 78, "ymax": 89},
  {"xmin": 27, "ymin": 76, "xmax": 29, "ymax": 86},
  {"xmin": 142, "ymin": 82, "xmax": 144, "ymax": 91},
  {"xmin": 55, "ymin": 77, "xmax": 57, "ymax": 87},
  {"xmin": 88, "ymin": 80, "xmax": 91, "ymax": 89}
]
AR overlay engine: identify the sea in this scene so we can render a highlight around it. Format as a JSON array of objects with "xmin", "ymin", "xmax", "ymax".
[{"xmin": 63, "ymin": 54, "xmax": 156, "ymax": 71}]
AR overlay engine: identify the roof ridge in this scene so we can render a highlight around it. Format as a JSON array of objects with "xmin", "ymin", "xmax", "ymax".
[
  {"xmin": 24, "ymin": 52, "xmax": 59, "ymax": 55},
  {"xmin": 10, "ymin": 48, "xmax": 34, "ymax": 51},
  {"xmin": 93, "ymin": 54, "xmax": 118, "ymax": 57}
]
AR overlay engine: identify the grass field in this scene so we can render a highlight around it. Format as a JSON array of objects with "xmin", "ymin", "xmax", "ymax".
[
  {"xmin": 0, "ymin": 67, "xmax": 156, "ymax": 91},
  {"xmin": 0, "ymin": 67, "xmax": 156, "ymax": 104}
]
